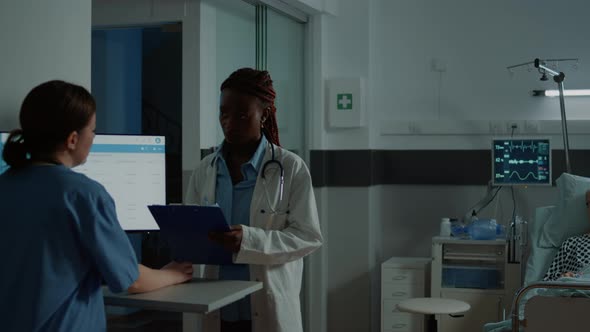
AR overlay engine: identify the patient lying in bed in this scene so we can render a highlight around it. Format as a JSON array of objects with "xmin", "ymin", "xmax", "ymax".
[
  {"xmin": 484, "ymin": 191, "xmax": 590, "ymax": 332},
  {"xmin": 543, "ymin": 190, "xmax": 590, "ymax": 281}
]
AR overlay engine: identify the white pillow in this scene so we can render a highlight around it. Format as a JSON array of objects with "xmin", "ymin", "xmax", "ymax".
[
  {"xmin": 539, "ymin": 173, "xmax": 590, "ymax": 248},
  {"xmin": 524, "ymin": 206, "xmax": 557, "ymax": 285}
]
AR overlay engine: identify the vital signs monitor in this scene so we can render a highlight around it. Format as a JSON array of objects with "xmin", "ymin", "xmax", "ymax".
[{"xmin": 492, "ymin": 138, "xmax": 551, "ymax": 186}]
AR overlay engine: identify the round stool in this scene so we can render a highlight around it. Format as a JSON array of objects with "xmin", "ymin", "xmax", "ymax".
[{"xmin": 397, "ymin": 298, "xmax": 470, "ymax": 316}]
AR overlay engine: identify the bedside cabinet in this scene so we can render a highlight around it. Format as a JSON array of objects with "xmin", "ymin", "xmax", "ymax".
[
  {"xmin": 381, "ymin": 257, "xmax": 431, "ymax": 332},
  {"xmin": 430, "ymin": 236, "xmax": 521, "ymax": 332}
]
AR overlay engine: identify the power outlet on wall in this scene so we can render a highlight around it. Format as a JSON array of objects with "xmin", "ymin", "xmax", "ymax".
[
  {"xmin": 524, "ymin": 120, "xmax": 540, "ymax": 134},
  {"xmin": 507, "ymin": 122, "xmax": 520, "ymax": 135}
]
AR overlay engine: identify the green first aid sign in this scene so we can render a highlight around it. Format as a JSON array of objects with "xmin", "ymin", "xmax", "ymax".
[{"xmin": 337, "ymin": 93, "xmax": 353, "ymax": 110}]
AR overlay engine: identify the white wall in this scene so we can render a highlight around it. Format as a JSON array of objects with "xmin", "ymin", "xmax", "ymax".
[
  {"xmin": 373, "ymin": 0, "xmax": 590, "ymax": 123},
  {"xmin": 324, "ymin": 187, "xmax": 372, "ymax": 332},
  {"xmin": 0, "ymin": 0, "xmax": 91, "ymax": 131},
  {"xmin": 198, "ymin": 0, "xmax": 256, "ymax": 149},
  {"xmin": 309, "ymin": 1, "xmax": 590, "ymax": 332},
  {"xmin": 268, "ymin": 9, "xmax": 306, "ymax": 153},
  {"xmin": 311, "ymin": 0, "xmax": 590, "ymax": 150},
  {"xmin": 370, "ymin": 0, "xmax": 590, "ymax": 150},
  {"xmin": 320, "ymin": 0, "xmax": 371, "ymax": 150}
]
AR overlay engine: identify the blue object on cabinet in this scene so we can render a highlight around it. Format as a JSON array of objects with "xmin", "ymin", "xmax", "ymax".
[{"xmin": 442, "ymin": 265, "xmax": 501, "ymax": 289}]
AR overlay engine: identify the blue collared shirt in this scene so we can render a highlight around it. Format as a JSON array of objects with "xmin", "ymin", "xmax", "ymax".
[{"xmin": 215, "ymin": 135, "xmax": 267, "ymax": 322}]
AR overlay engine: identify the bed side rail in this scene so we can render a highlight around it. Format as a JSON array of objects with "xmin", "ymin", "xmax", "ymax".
[{"xmin": 511, "ymin": 281, "xmax": 590, "ymax": 331}]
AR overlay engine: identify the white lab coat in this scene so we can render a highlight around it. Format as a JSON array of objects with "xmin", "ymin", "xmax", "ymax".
[{"xmin": 185, "ymin": 144, "xmax": 323, "ymax": 332}]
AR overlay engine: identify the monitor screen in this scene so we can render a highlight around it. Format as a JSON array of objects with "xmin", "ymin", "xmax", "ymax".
[
  {"xmin": 74, "ymin": 135, "xmax": 165, "ymax": 230},
  {"xmin": 0, "ymin": 132, "xmax": 8, "ymax": 174},
  {"xmin": 0, "ymin": 133, "xmax": 165, "ymax": 231},
  {"xmin": 492, "ymin": 138, "xmax": 551, "ymax": 186}
]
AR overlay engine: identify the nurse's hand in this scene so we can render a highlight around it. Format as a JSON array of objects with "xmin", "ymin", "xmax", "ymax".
[
  {"xmin": 209, "ymin": 225, "xmax": 243, "ymax": 253},
  {"xmin": 162, "ymin": 261, "xmax": 194, "ymax": 283},
  {"xmin": 129, "ymin": 262, "xmax": 194, "ymax": 293}
]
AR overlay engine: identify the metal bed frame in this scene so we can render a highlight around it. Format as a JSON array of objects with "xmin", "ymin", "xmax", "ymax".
[{"xmin": 510, "ymin": 281, "xmax": 590, "ymax": 331}]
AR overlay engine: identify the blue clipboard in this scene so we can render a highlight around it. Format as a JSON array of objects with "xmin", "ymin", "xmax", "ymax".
[{"xmin": 147, "ymin": 205, "xmax": 234, "ymax": 265}]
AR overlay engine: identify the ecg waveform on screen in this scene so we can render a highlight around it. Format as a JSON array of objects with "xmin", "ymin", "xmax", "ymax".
[
  {"xmin": 508, "ymin": 171, "xmax": 539, "ymax": 181},
  {"xmin": 508, "ymin": 159, "xmax": 540, "ymax": 165},
  {"xmin": 508, "ymin": 141, "xmax": 539, "ymax": 152}
]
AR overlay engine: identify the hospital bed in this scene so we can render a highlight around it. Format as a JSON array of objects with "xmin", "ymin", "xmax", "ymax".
[{"xmin": 484, "ymin": 173, "xmax": 590, "ymax": 332}]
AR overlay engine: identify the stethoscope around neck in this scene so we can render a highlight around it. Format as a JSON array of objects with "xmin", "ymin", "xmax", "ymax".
[
  {"xmin": 210, "ymin": 137, "xmax": 286, "ymax": 214},
  {"xmin": 261, "ymin": 140, "xmax": 285, "ymax": 214}
]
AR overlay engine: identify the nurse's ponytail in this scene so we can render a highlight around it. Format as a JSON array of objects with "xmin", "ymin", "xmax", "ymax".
[{"xmin": 2, "ymin": 129, "xmax": 28, "ymax": 168}]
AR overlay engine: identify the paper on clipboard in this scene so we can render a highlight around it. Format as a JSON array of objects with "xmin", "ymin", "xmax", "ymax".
[{"xmin": 147, "ymin": 204, "xmax": 233, "ymax": 265}]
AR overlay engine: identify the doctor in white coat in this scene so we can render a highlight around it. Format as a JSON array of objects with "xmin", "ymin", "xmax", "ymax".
[{"xmin": 185, "ymin": 68, "xmax": 323, "ymax": 332}]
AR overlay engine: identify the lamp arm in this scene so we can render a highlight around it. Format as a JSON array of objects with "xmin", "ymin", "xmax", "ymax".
[{"xmin": 534, "ymin": 58, "xmax": 561, "ymax": 78}]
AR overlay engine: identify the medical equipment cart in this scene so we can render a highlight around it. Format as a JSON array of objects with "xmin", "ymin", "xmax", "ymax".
[{"xmin": 431, "ymin": 236, "xmax": 521, "ymax": 332}]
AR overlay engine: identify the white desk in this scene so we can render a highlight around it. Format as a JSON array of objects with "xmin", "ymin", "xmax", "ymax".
[{"xmin": 103, "ymin": 278, "xmax": 263, "ymax": 332}]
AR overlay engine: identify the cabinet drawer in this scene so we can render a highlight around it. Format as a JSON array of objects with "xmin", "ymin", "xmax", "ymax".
[
  {"xmin": 382, "ymin": 268, "xmax": 423, "ymax": 284},
  {"xmin": 383, "ymin": 299, "xmax": 406, "ymax": 315},
  {"xmin": 383, "ymin": 313, "xmax": 418, "ymax": 331},
  {"xmin": 382, "ymin": 283, "xmax": 422, "ymax": 300}
]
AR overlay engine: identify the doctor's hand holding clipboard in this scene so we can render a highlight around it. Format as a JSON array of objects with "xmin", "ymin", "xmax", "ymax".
[
  {"xmin": 209, "ymin": 225, "xmax": 243, "ymax": 253},
  {"xmin": 147, "ymin": 204, "xmax": 235, "ymax": 265}
]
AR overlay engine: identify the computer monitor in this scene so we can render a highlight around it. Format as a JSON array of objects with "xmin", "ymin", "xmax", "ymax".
[
  {"xmin": 0, "ymin": 132, "xmax": 9, "ymax": 174},
  {"xmin": 0, "ymin": 133, "xmax": 165, "ymax": 231},
  {"xmin": 492, "ymin": 138, "xmax": 551, "ymax": 186},
  {"xmin": 75, "ymin": 135, "xmax": 165, "ymax": 231}
]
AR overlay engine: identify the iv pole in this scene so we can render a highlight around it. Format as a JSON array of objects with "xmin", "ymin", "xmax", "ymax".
[
  {"xmin": 507, "ymin": 58, "xmax": 575, "ymax": 174},
  {"xmin": 534, "ymin": 58, "xmax": 572, "ymax": 174},
  {"xmin": 505, "ymin": 58, "xmax": 577, "ymax": 281}
]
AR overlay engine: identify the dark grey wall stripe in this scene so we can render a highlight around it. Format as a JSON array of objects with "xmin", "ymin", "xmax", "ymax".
[
  {"xmin": 310, "ymin": 150, "xmax": 373, "ymax": 187},
  {"xmin": 199, "ymin": 148, "xmax": 589, "ymax": 186},
  {"xmin": 310, "ymin": 150, "xmax": 590, "ymax": 187}
]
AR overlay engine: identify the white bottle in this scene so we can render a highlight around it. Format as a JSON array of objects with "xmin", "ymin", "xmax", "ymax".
[{"xmin": 440, "ymin": 217, "xmax": 452, "ymax": 237}]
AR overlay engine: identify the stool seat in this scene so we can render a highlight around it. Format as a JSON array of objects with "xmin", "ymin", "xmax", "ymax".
[{"xmin": 397, "ymin": 298, "xmax": 471, "ymax": 315}]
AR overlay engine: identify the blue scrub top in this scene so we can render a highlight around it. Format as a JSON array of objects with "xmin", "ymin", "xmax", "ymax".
[
  {"xmin": 215, "ymin": 136, "xmax": 267, "ymax": 322},
  {"xmin": 0, "ymin": 165, "xmax": 139, "ymax": 332}
]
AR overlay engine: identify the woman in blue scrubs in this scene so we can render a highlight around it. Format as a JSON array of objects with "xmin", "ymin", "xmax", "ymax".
[{"xmin": 0, "ymin": 80, "xmax": 193, "ymax": 332}]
